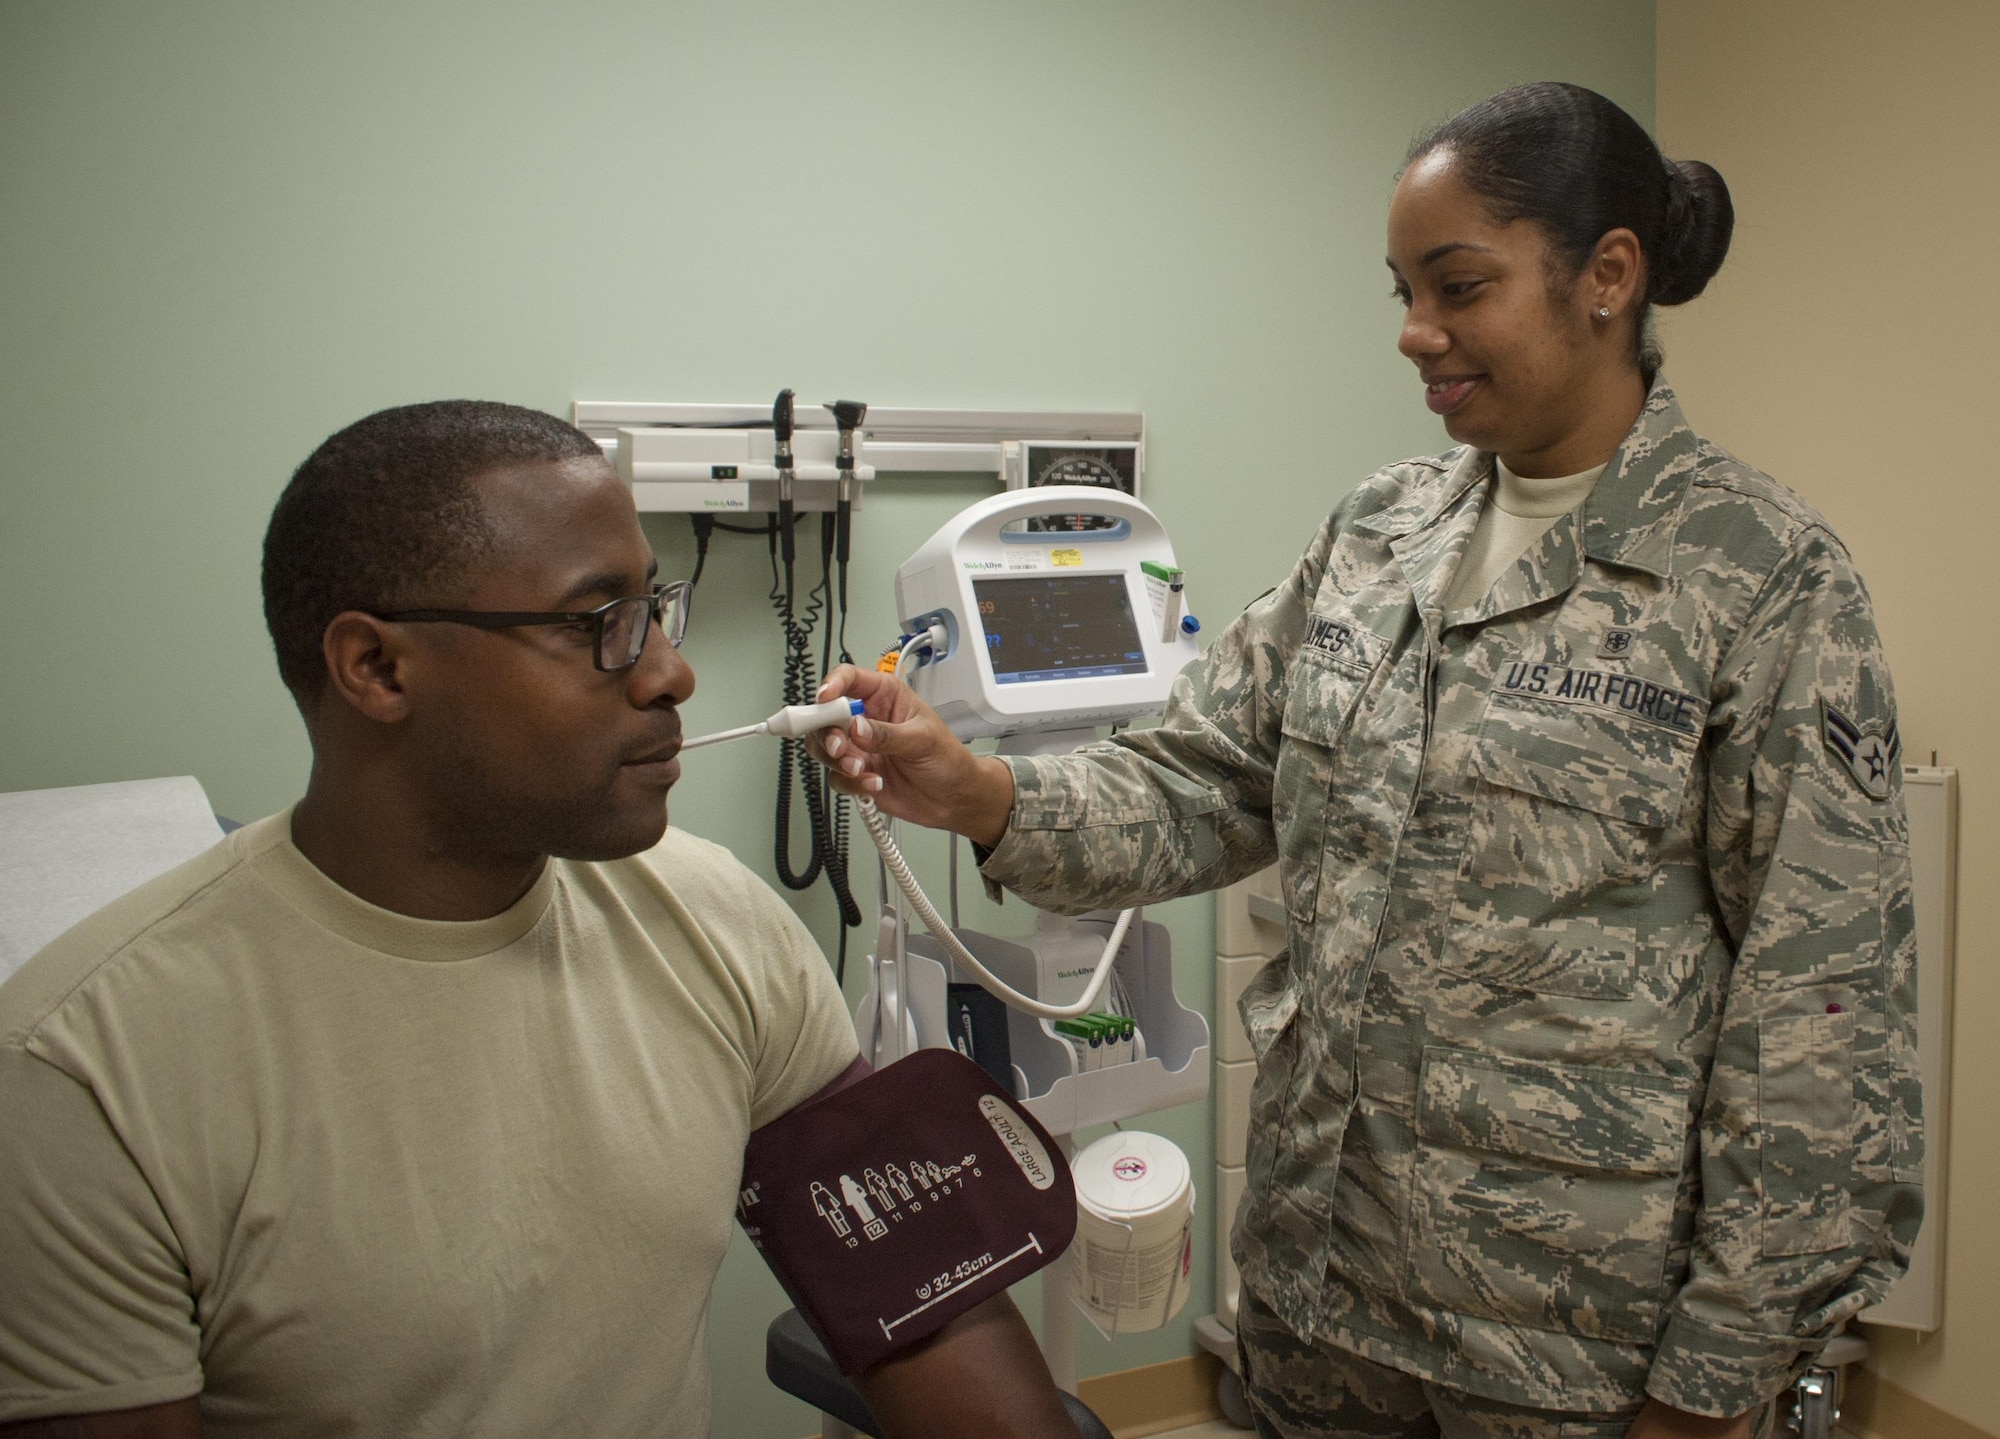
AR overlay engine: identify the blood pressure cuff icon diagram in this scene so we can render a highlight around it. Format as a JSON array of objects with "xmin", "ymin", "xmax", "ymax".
[{"xmin": 737, "ymin": 1048, "xmax": 1076, "ymax": 1374}]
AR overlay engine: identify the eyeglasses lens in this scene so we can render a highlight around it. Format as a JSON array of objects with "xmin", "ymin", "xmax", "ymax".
[
  {"xmin": 659, "ymin": 585, "xmax": 689, "ymax": 648},
  {"xmin": 597, "ymin": 587, "xmax": 689, "ymax": 671},
  {"xmin": 599, "ymin": 598, "xmax": 648, "ymax": 671}
]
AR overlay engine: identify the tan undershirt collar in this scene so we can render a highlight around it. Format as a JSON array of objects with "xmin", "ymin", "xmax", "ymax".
[
  {"xmin": 245, "ymin": 807, "xmax": 558, "ymax": 962},
  {"xmin": 1493, "ymin": 457, "xmax": 1607, "ymax": 519}
]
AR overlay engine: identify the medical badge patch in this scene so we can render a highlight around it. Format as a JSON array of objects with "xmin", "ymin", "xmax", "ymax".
[
  {"xmin": 1822, "ymin": 700, "xmax": 1900, "ymax": 801},
  {"xmin": 1598, "ymin": 627, "xmax": 1637, "ymax": 660}
]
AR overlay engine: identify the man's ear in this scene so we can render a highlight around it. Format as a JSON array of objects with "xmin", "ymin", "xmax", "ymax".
[{"xmin": 320, "ymin": 612, "xmax": 418, "ymax": 724}]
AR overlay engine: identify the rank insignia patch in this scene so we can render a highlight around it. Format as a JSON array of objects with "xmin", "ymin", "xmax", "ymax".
[
  {"xmin": 1597, "ymin": 627, "xmax": 1637, "ymax": 660},
  {"xmin": 1822, "ymin": 701, "xmax": 1900, "ymax": 801}
]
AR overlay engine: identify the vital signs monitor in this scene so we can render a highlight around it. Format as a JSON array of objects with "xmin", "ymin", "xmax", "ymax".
[{"xmin": 894, "ymin": 486, "xmax": 1200, "ymax": 740}]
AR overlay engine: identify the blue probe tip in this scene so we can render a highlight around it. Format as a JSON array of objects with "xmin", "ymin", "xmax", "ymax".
[
  {"xmin": 847, "ymin": 698, "xmax": 865, "ymax": 715},
  {"xmin": 1181, "ymin": 614, "xmax": 1201, "ymax": 635}
]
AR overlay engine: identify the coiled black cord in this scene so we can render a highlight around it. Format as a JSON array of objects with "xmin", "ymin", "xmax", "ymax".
[
  {"xmin": 815, "ymin": 513, "xmax": 863, "ymax": 980},
  {"xmin": 769, "ymin": 514, "xmax": 828, "ymax": 893},
  {"xmin": 697, "ymin": 503, "xmax": 862, "ymax": 978},
  {"xmin": 767, "ymin": 515, "xmax": 862, "ymax": 965}
]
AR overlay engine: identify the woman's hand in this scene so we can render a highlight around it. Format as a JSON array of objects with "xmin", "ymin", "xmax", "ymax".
[
  {"xmin": 811, "ymin": 666, "xmax": 1015, "ymax": 847},
  {"xmin": 1623, "ymin": 1399, "xmax": 1752, "ymax": 1439}
]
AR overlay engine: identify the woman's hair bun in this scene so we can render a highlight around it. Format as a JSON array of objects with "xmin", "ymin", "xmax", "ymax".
[{"xmin": 1650, "ymin": 159, "xmax": 1734, "ymax": 306}]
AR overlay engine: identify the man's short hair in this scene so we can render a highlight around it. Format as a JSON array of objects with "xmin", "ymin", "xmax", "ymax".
[{"xmin": 261, "ymin": 399, "xmax": 604, "ymax": 705}]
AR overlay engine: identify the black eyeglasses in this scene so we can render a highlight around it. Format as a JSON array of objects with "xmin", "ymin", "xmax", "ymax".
[{"xmin": 376, "ymin": 580, "xmax": 692, "ymax": 673}]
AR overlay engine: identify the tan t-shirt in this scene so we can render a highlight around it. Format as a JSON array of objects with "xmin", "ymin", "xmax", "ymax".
[
  {"xmin": 1441, "ymin": 456, "xmax": 1608, "ymax": 614},
  {"xmin": 0, "ymin": 811, "xmax": 858, "ymax": 1435}
]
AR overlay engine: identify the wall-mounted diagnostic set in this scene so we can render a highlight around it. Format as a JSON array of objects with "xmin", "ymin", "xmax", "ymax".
[{"xmin": 570, "ymin": 397, "xmax": 1153, "ymax": 973}]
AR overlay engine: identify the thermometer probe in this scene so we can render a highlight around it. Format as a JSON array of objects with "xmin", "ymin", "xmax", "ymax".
[{"xmin": 681, "ymin": 697, "xmax": 866, "ymax": 750}]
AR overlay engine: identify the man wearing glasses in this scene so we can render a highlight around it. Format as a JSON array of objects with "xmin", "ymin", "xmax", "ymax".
[{"xmin": 0, "ymin": 402, "xmax": 1073, "ymax": 1438}]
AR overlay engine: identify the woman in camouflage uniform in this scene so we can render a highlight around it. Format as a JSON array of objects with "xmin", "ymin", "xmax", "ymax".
[{"xmin": 817, "ymin": 83, "xmax": 1920, "ymax": 1439}]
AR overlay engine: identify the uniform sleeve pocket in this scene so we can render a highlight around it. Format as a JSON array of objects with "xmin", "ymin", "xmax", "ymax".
[
  {"xmin": 1759, "ymin": 1010, "xmax": 1857, "ymax": 1256},
  {"xmin": 1878, "ymin": 839, "xmax": 1923, "ymax": 1185}
]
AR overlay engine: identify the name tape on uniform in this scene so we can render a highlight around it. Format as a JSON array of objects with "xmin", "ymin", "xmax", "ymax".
[
  {"xmin": 1496, "ymin": 661, "xmax": 1707, "ymax": 737},
  {"xmin": 1303, "ymin": 616, "xmax": 1386, "ymax": 674}
]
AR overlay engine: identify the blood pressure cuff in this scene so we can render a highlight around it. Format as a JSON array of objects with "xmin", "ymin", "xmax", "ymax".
[{"xmin": 737, "ymin": 1047, "xmax": 1075, "ymax": 1374}]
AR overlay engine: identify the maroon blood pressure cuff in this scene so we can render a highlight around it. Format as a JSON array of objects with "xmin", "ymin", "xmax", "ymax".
[{"xmin": 737, "ymin": 1048, "xmax": 1075, "ymax": 1375}]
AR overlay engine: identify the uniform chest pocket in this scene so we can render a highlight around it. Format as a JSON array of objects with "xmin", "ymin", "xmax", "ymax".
[
  {"xmin": 1279, "ymin": 632, "xmax": 1380, "ymax": 746},
  {"xmin": 1446, "ymin": 694, "xmax": 1694, "ymax": 1000},
  {"xmin": 1273, "ymin": 640, "xmax": 1382, "ymax": 929}
]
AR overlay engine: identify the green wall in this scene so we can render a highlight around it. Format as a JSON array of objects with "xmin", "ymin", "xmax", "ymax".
[{"xmin": 1, "ymin": 3, "xmax": 1653, "ymax": 1434}]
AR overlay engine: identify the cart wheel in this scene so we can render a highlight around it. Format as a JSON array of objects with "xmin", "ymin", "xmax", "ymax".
[
  {"xmin": 1217, "ymin": 1366, "xmax": 1254, "ymax": 1430},
  {"xmin": 1784, "ymin": 1367, "xmax": 1838, "ymax": 1439}
]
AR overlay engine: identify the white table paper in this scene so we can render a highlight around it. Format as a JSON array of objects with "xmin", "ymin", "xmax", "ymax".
[{"xmin": 0, "ymin": 775, "xmax": 225, "ymax": 982}]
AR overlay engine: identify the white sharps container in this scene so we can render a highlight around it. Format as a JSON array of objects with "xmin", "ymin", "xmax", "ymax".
[{"xmin": 1069, "ymin": 1131, "xmax": 1195, "ymax": 1333}]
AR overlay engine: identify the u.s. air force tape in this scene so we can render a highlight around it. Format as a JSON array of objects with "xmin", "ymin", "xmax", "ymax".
[{"xmin": 737, "ymin": 1048, "xmax": 1075, "ymax": 1375}]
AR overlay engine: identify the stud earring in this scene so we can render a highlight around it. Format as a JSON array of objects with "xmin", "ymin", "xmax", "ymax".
[{"xmin": 1598, "ymin": 306, "xmax": 1612, "ymax": 319}]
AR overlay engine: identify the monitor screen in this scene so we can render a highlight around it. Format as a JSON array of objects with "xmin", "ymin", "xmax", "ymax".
[{"xmin": 973, "ymin": 574, "xmax": 1149, "ymax": 685}]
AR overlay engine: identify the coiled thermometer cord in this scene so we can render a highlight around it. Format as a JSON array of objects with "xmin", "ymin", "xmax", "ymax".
[{"xmin": 682, "ymin": 687, "xmax": 1138, "ymax": 1021}]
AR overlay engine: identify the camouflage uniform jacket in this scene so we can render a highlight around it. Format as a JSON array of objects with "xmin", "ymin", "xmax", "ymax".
[{"xmin": 979, "ymin": 382, "xmax": 1922, "ymax": 1418}]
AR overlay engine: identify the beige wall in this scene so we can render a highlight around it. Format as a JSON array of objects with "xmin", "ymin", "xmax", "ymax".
[{"xmin": 1656, "ymin": 3, "xmax": 1998, "ymax": 1432}]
